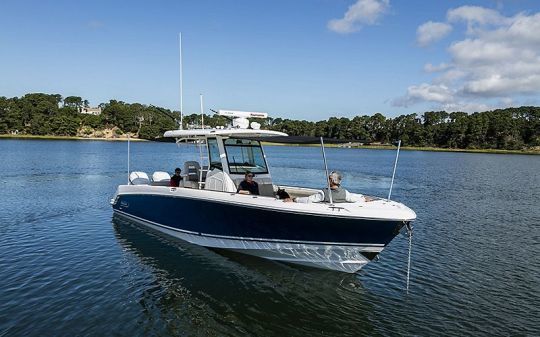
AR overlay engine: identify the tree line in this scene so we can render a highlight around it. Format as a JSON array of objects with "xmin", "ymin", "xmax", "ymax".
[
  {"xmin": 0, "ymin": 93, "xmax": 539, "ymax": 150},
  {"xmin": 268, "ymin": 109, "xmax": 540, "ymax": 150},
  {"xmin": 0, "ymin": 93, "xmax": 177, "ymax": 139}
]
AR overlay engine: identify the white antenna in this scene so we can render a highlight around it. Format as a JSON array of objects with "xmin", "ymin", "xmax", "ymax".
[
  {"xmin": 127, "ymin": 134, "xmax": 130, "ymax": 184},
  {"xmin": 200, "ymin": 94, "xmax": 204, "ymax": 129},
  {"xmin": 320, "ymin": 137, "xmax": 333, "ymax": 205},
  {"xmin": 387, "ymin": 140, "xmax": 401, "ymax": 201},
  {"xmin": 179, "ymin": 32, "xmax": 183, "ymax": 130}
]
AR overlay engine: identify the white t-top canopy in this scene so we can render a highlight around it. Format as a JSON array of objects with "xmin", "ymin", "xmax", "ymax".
[{"xmin": 163, "ymin": 128, "xmax": 288, "ymax": 139}]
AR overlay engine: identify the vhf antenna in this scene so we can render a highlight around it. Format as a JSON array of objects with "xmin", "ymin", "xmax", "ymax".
[{"xmin": 179, "ymin": 32, "xmax": 183, "ymax": 129}]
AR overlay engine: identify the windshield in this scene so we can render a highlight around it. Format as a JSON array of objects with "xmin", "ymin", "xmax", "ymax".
[
  {"xmin": 224, "ymin": 138, "xmax": 268, "ymax": 174},
  {"xmin": 207, "ymin": 138, "xmax": 222, "ymax": 170}
]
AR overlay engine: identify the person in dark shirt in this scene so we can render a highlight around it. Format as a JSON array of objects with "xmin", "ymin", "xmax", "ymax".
[
  {"xmin": 169, "ymin": 167, "xmax": 183, "ymax": 187},
  {"xmin": 237, "ymin": 171, "xmax": 259, "ymax": 195}
]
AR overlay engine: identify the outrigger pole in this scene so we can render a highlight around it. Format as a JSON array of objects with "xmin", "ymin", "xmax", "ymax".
[
  {"xmin": 200, "ymin": 94, "xmax": 204, "ymax": 129},
  {"xmin": 127, "ymin": 134, "xmax": 130, "ymax": 184},
  {"xmin": 179, "ymin": 32, "xmax": 184, "ymax": 130},
  {"xmin": 387, "ymin": 140, "xmax": 401, "ymax": 201},
  {"xmin": 319, "ymin": 137, "xmax": 333, "ymax": 205}
]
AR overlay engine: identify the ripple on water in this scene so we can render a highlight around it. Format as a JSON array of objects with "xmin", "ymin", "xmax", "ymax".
[{"xmin": 1, "ymin": 140, "xmax": 539, "ymax": 336}]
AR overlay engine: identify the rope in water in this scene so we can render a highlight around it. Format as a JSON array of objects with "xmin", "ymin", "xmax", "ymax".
[{"xmin": 406, "ymin": 222, "xmax": 413, "ymax": 293}]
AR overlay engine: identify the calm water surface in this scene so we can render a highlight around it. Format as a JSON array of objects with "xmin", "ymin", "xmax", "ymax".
[{"xmin": 0, "ymin": 139, "xmax": 538, "ymax": 336}]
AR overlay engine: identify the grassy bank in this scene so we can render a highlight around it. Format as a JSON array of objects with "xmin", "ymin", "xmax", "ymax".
[{"xmin": 0, "ymin": 134, "xmax": 147, "ymax": 142}]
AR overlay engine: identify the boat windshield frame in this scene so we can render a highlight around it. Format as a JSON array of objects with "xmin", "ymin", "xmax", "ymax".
[
  {"xmin": 223, "ymin": 138, "xmax": 269, "ymax": 174},
  {"xmin": 207, "ymin": 138, "xmax": 223, "ymax": 170}
]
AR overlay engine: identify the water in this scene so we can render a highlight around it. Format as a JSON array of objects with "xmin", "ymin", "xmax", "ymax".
[{"xmin": 0, "ymin": 139, "xmax": 538, "ymax": 336}]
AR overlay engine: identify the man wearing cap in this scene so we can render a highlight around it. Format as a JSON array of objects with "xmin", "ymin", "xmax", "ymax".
[
  {"xmin": 237, "ymin": 171, "xmax": 259, "ymax": 195},
  {"xmin": 286, "ymin": 171, "xmax": 368, "ymax": 203},
  {"xmin": 169, "ymin": 167, "xmax": 183, "ymax": 187}
]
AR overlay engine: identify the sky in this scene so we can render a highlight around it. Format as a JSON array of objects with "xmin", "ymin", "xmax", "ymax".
[{"xmin": 1, "ymin": 0, "xmax": 540, "ymax": 120}]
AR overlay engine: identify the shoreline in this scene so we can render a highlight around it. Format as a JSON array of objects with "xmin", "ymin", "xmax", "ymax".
[
  {"xmin": 352, "ymin": 145, "xmax": 540, "ymax": 155},
  {"xmin": 262, "ymin": 141, "xmax": 540, "ymax": 155},
  {"xmin": 0, "ymin": 134, "xmax": 147, "ymax": 142},
  {"xmin": 1, "ymin": 134, "xmax": 538, "ymax": 155}
]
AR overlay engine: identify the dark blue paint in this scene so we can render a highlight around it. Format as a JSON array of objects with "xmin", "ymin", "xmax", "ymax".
[{"xmin": 114, "ymin": 194, "xmax": 404, "ymax": 245}]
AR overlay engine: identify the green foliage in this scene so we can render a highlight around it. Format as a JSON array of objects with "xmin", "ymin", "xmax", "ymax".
[
  {"xmin": 80, "ymin": 114, "xmax": 103, "ymax": 129},
  {"xmin": 0, "ymin": 92, "xmax": 539, "ymax": 149},
  {"xmin": 63, "ymin": 96, "xmax": 83, "ymax": 109},
  {"xmin": 50, "ymin": 112, "xmax": 79, "ymax": 136},
  {"xmin": 99, "ymin": 101, "xmax": 177, "ymax": 138},
  {"xmin": 270, "ymin": 107, "xmax": 539, "ymax": 150},
  {"xmin": 0, "ymin": 93, "xmax": 180, "ymax": 140}
]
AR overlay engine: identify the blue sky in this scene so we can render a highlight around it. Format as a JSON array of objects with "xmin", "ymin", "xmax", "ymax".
[{"xmin": 1, "ymin": 0, "xmax": 539, "ymax": 120}]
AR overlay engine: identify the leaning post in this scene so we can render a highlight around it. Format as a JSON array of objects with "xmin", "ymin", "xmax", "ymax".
[
  {"xmin": 320, "ymin": 137, "xmax": 333, "ymax": 205},
  {"xmin": 387, "ymin": 140, "xmax": 401, "ymax": 201}
]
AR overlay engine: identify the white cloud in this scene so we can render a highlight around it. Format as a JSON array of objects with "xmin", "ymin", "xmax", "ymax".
[
  {"xmin": 328, "ymin": 0, "xmax": 390, "ymax": 34},
  {"xmin": 440, "ymin": 102, "xmax": 492, "ymax": 113},
  {"xmin": 424, "ymin": 62, "xmax": 451, "ymax": 73},
  {"xmin": 448, "ymin": 38, "xmax": 517, "ymax": 66},
  {"xmin": 416, "ymin": 21, "xmax": 452, "ymax": 46},
  {"xmin": 395, "ymin": 6, "xmax": 540, "ymax": 112},
  {"xmin": 447, "ymin": 5, "xmax": 505, "ymax": 26},
  {"xmin": 434, "ymin": 69, "xmax": 466, "ymax": 84},
  {"xmin": 393, "ymin": 83, "xmax": 454, "ymax": 107},
  {"xmin": 463, "ymin": 73, "xmax": 540, "ymax": 96}
]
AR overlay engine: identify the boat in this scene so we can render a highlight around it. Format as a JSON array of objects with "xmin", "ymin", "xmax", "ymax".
[{"xmin": 111, "ymin": 110, "xmax": 416, "ymax": 273}]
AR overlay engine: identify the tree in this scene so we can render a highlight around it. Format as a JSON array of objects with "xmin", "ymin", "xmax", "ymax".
[
  {"xmin": 1, "ymin": 92, "xmax": 539, "ymax": 150},
  {"xmin": 63, "ymin": 96, "xmax": 83, "ymax": 109}
]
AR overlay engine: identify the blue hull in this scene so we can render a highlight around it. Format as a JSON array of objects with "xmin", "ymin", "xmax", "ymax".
[{"xmin": 113, "ymin": 194, "xmax": 405, "ymax": 246}]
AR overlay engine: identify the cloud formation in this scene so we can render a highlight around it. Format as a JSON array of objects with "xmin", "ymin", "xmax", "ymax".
[
  {"xmin": 416, "ymin": 21, "xmax": 452, "ymax": 46},
  {"xmin": 424, "ymin": 62, "xmax": 451, "ymax": 73},
  {"xmin": 394, "ymin": 6, "xmax": 540, "ymax": 112},
  {"xmin": 447, "ymin": 5, "xmax": 506, "ymax": 27},
  {"xmin": 393, "ymin": 83, "xmax": 454, "ymax": 107},
  {"xmin": 328, "ymin": 0, "xmax": 390, "ymax": 34}
]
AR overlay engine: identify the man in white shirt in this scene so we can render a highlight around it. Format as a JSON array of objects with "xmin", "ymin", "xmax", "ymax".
[{"xmin": 286, "ymin": 171, "xmax": 370, "ymax": 203}]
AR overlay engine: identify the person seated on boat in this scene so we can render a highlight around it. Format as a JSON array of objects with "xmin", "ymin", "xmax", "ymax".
[
  {"xmin": 237, "ymin": 171, "xmax": 259, "ymax": 195},
  {"xmin": 169, "ymin": 167, "xmax": 183, "ymax": 187},
  {"xmin": 286, "ymin": 171, "xmax": 368, "ymax": 203}
]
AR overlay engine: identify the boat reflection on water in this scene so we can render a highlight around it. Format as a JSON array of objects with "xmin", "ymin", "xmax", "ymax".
[{"xmin": 112, "ymin": 215, "xmax": 379, "ymax": 336}]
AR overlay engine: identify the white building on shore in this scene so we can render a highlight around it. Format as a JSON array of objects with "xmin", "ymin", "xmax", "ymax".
[{"xmin": 79, "ymin": 107, "xmax": 102, "ymax": 115}]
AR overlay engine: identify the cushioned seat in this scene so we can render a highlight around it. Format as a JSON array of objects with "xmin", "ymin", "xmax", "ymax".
[
  {"xmin": 151, "ymin": 171, "xmax": 171, "ymax": 186},
  {"xmin": 129, "ymin": 171, "xmax": 150, "ymax": 185}
]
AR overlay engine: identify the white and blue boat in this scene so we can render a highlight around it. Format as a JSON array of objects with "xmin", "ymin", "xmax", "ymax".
[{"xmin": 111, "ymin": 110, "xmax": 416, "ymax": 273}]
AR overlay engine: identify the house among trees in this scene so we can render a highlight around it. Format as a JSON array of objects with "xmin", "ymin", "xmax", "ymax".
[
  {"xmin": 79, "ymin": 106, "xmax": 102, "ymax": 115},
  {"xmin": 62, "ymin": 95, "xmax": 101, "ymax": 115}
]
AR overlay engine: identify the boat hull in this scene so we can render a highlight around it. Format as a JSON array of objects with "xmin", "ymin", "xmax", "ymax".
[{"xmin": 112, "ymin": 192, "xmax": 407, "ymax": 273}]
